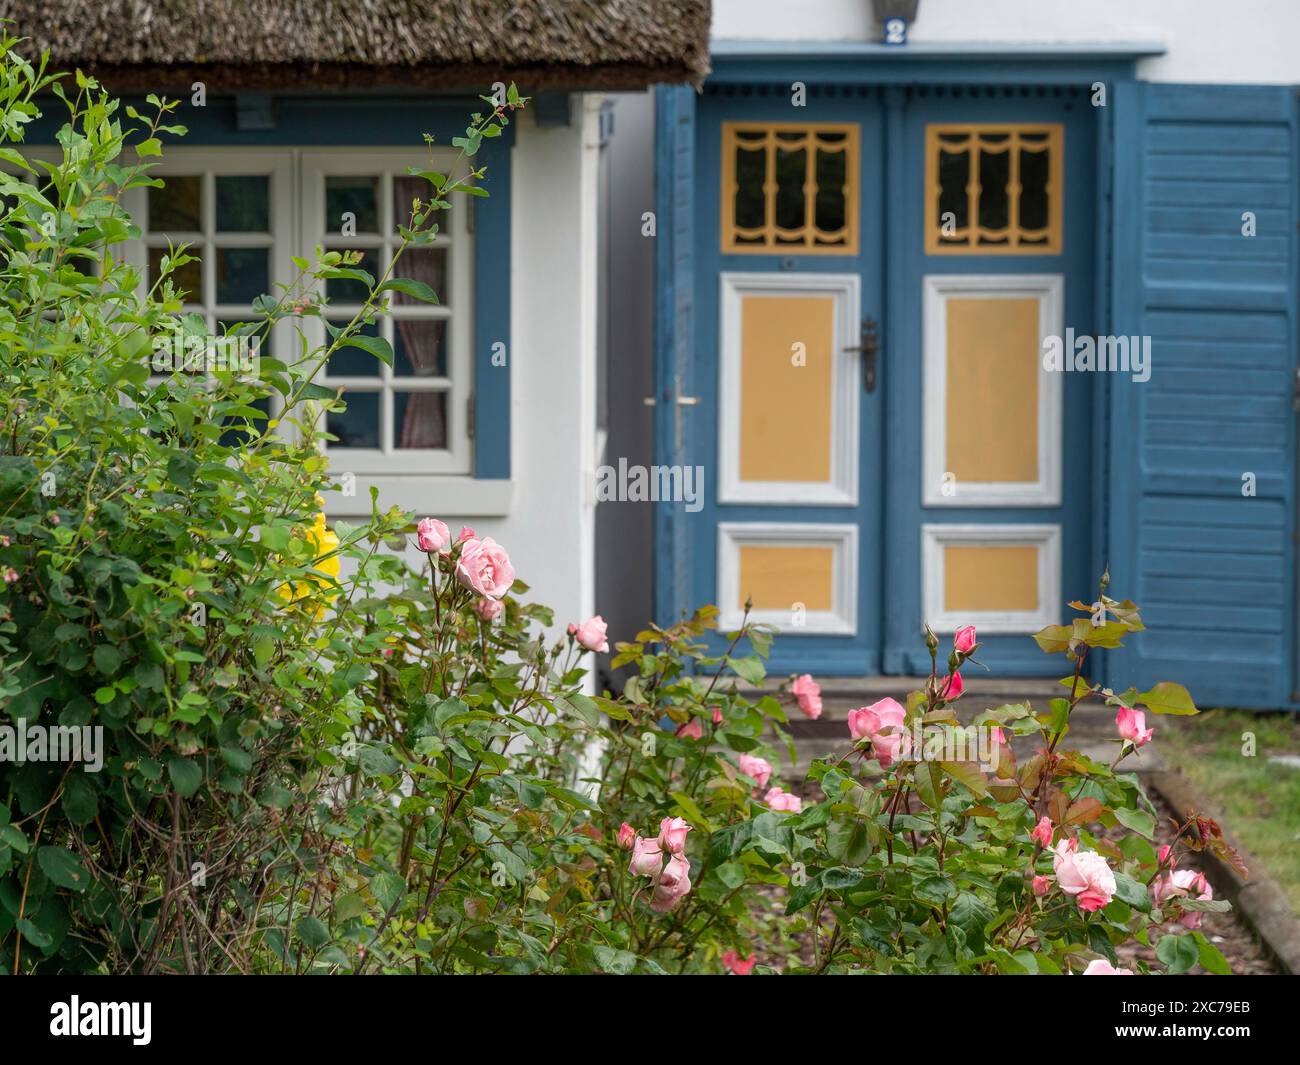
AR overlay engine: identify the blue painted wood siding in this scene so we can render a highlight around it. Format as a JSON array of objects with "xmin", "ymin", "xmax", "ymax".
[{"xmin": 1108, "ymin": 83, "xmax": 1298, "ymax": 708}]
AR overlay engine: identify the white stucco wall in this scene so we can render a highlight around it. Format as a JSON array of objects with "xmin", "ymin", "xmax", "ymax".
[
  {"xmin": 480, "ymin": 100, "xmax": 600, "ymax": 629},
  {"xmin": 712, "ymin": 0, "xmax": 1300, "ymax": 84}
]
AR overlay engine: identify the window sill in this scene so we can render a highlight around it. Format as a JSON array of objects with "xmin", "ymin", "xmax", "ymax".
[{"xmin": 324, "ymin": 475, "xmax": 513, "ymax": 518}]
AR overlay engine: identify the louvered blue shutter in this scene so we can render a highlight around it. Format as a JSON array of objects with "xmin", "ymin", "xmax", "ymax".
[{"xmin": 1108, "ymin": 83, "xmax": 1298, "ymax": 708}]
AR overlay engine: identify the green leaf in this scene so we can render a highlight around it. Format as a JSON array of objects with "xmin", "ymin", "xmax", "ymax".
[
  {"xmin": 1033, "ymin": 624, "xmax": 1073, "ymax": 654},
  {"xmin": 371, "ymin": 872, "xmax": 406, "ymax": 911},
  {"xmin": 593, "ymin": 945, "xmax": 637, "ymax": 975},
  {"xmin": 299, "ymin": 382, "xmax": 340, "ymax": 402},
  {"xmin": 1192, "ymin": 931, "xmax": 1232, "ymax": 975},
  {"xmin": 295, "ymin": 916, "xmax": 330, "ymax": 949},
  {"xmin": 727, "ymin": 655, "xmax": 765, "ymax": 684},
  {"xmin": 37, "ymin": 846, "xmax": 90, "ymax": 892},
  {"xmin": 341, "ymin": 333, "xmax": 394, "ymax": 368},
  {"xmin": 0, "ymin": 823, "xmax": 30, "ymax": 853},
  {"xmin": 1137, "ymin": 681, "xmax": 1198, "ymax": 716},
  {"xmin": 821, "ymin": 867, "xmax": 865, "ymax": 891},
  {"xmin": 1155, "ymin": 931, "xmax": 1200, "ymax": 973},
  {"xmin": 1114, "ymin": 807, "xmax": 1155, "ymax": 839},
  {"xmin": 1112, "ymin": 871, "xmax": 1152, "ymax": 913},
  {"xmin": 914, "ymin": 875, "xmax": 956, "ymax": 905},
  {"xmin": 378, "ymin": 278, "xmax": 440, "ymax": 305},
  {"xmin": 92, "ymin": 644, "xmax": 122, "ymax": 675},
  {"xmin": 16, "ymin": 918, "xmax": 52, "ymax": 950},
  {"xmin": 168, "ymin": 757, "xmax": 204, "ymax": 797}
]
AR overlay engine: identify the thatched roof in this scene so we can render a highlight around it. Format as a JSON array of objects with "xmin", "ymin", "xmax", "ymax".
[{"xmin": 0, "ymin": 1, "xmax": 711, "ymax": 91}]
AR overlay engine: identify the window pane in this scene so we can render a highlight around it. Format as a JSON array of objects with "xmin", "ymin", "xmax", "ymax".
[
  {"xmin": 392, "ymin": 175, "xmax": 435, "ymax": 232},
  {"xmin": 1018, "ymin": 145, "xmax": 1050, "ymax": 233},
  {"xmin": 773, "ymin": 145, "xmax": 807, "ymax": 236},
  {"xmin": 394, "ymin": 391, "xmax": 447, "ymax": 449},
  {"xmin": 393, "ymin": 320, "xmax": 447, "ymax": 377},
  {"xmin": 216, "ymin": 247, "xmax": 269, "ymax": 304},
  {"xmin": 216, "ymin": 175, "xmax": 269, "ymax": 232},
  {"xmin": 328, "ymin": 392, "xmax": 380, "ymax": 448},
  {"xmin": 813, "ymin": 146, "xmax": 847, "ymax": 239},
  {"xmin": 324, "ymin": 246, "xmax": 379, "ymax": 304},
  {"xmin": 325, "ymin": 176, "xmax": 379, "ymax": 234},
  {"xmin": 977, "ymin": 145, "xmax": 1011, "ymax": 235},
  {"xmin": 219, "ymin": 396, "xmax": 271, "ymax": 448},
  {"xmin": 733, "ymin": 143, "xmax": 766, "ymax": 234},
  {"xmin": 149, "ymin": 175, "xmax": 202, "ymax": 232},
  {"xmin": 393, "ymin": 247, "xmax": 447, "ymax": 305},
  {"xmin": 326, "ymin": 318, "xmax": 382, "ymax": 377},
  {"xmin": 149, "ymin": 246, "xmax": 202, "ymax": 300},
  {"xmin": 936, "ymin": 146, "xmax": 969, "ymax": 241}
]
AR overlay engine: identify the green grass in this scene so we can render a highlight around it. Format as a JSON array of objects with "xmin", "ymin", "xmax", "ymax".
[{"xmin": 1159, "ymin": 709, "xmax": 1300, "ymax": 914}]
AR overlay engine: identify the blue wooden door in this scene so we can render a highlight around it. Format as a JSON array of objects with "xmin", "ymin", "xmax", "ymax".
[
  {"xmin": 883, "ymin": 90, "xmax": 1099, "ymax": 676},
  {"xmin": 684, "ymin": 88, "xmax": 886, "ymax": 674},
  {"xmin": 1107, "ymin": 83, "xmax": 1298, "ymax": 708}
]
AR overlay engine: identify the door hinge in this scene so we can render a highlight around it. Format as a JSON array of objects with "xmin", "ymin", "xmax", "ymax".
[{"xmin": 467, "ymin": 395, "xmax": 475, "ymax": 440}]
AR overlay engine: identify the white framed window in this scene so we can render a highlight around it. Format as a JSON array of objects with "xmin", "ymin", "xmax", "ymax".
[
  {"xmin": 120, "ymin": 148, "xmax": 478, "ymax": 490},
  {"xmin": 302, "ymin": 151, "xmax": 472, "ymax": 477},
  {"xmin": 922, "ymin": 274, "xmax": 1063, "ymax": 507},
  {"xmin": 921, "ymin": 523, "xmax": 1061, "ymax": 634}
]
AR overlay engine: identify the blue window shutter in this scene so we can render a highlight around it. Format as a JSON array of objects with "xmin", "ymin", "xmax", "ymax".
[
  {"xmin": 653, "ymin": 85, "xmax": 696, "ymax": 625},
  {"xmin": 1108, "ymin": 83, "xmax": 1297, "ymax": 708}
]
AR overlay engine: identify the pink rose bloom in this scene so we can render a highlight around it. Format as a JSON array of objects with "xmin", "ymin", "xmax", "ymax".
[
  {"xmin": 1031, "ymin": 816, "xmax": 1053, "ymax": 848},
  {"xmin": 1158, "ymin": 844, "xmax": 1173, "ymax": 866},
  {"xmin": 847, "ymin": 697, "xmax": 911, "ymax": 767},
  {"xmin": 940, "ymin": 672, "xmax": 964, "ymax": 699},
  {"xmin": 738, "ymin": 753, "xmax": 773, "ymax": 789},
  {"xmin": 657, "ymin": 816, "xmax": 692, "ymax": 855},
  {"xmin": 574, "ymin": 615, "xmax": 609, "ymax": 653},
  {"xmin": 457, "ymin": 526, "xmax": 475, "ymax": 542},
  {"xmin": 649, "ymin": 853, "xmax": 692, "ymax": 912},
  {"xmin": 617, "ymin": 822, "xmax": 636, "ymax": 849},
  {"xmin": 953, "ymin": 625, "xmax": 977, "ymax": 654},
  {"xmin": 791, "ymin": 674, "xmax": 822, "ymax": 719},
  {"xmin": 722, "ymin": 950, "xmax": 756, "ymax": 976},
  {"xmin": 2, "ymin": 567, "xmax": 17, "ymax": 584},
  {"xmin": 567, "ymin": 622, "xmax": 577, "ymax": 635},
  {"xmin": 1052, "ymin": 839, "xmax": 1117, "ymax": 912},
  {"xmin": 1032, "ymin": 875, "xmax": 1052, "ymax": 897},
  {"xmin": 1083, "ymin": 959, "xmax": 1132, "ymax": 975},
  {"xmin": 1116, "ymin": 705, "xmax": 1154, "ymax": 747},
  {"xmin": 764, "ymin": 786, "xmax": 803, "ymax": 813},
  {"xmin": 474, "ymin": 597, "xmax": 504, "ymax": 621},
  {"xmin": 712, "ymin": 706, "xmax": 723, "ymax": 725},
  {"xmin": 675, "ymin": 718, "xmax": 703, "ymax": 741},
  {"xmin": 415, "ymin": 516, "xmax": 450, "ymax": 553},
  {"xmin": 629, "ymin": 835, "xmax": 663, "ymax": 878},
  {"xmin": 455, "ymin": 536, "xmax": 516, "ymax": 599},
  {"xmin": 1153, "ymin": 867, "xmax": 1214, "ymax": 928}
]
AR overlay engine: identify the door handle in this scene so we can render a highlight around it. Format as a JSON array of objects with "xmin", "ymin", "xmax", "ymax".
[{"xmin": 843, "ymin": 316, "xmax": 880, "ymax": 393}]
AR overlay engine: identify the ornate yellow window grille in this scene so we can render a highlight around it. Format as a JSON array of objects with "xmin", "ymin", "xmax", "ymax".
[
  {"xmin": 925, "ymin": 124, "xmax": 1063, "ymax": 254},
  {"xmin": 721, "ymin": 123, "xmax": 859, "ymax": 254}
]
